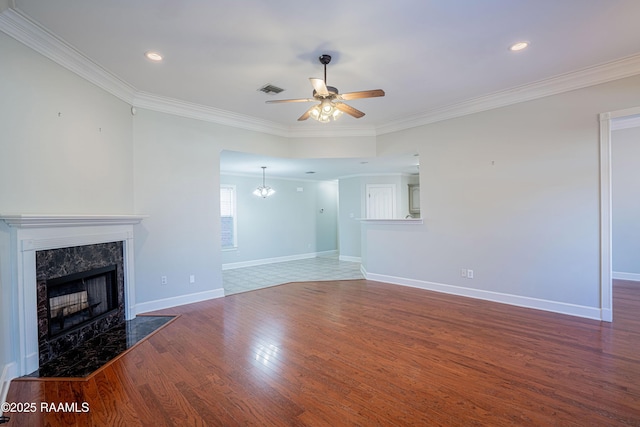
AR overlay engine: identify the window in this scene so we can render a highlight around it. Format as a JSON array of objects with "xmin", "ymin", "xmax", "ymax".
[{"xmin": 220, "ymin": 185, "xmax": 237, "ymax": 249}]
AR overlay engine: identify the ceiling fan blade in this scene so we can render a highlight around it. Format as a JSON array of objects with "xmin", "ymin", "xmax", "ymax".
[
  {"xmin": 266, "ymin": 98, "xmax": 315, "ymax": 104},
  {"xmin": 309, "ymin": 78, "xmax": 330, "ymax": 97},
  {"xmin": 335, "ymin": 102, "xmax": 365, "ymax": 119},
  {"xmin": 298, "ymin": 105, "xmax": 316, "ymax": 121},
  {"xmin": 338, "ymin": 89, "xmax": 385, "ymax": 100}
]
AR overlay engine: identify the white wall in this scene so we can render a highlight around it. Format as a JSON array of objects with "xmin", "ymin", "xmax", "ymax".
[
  {"xmin": 220, "ymin": 173, "xmax": 338, "ymax": 265},
  {"xmin": 612, "ymin": 126, "xmax": 640, "ymax": 279},
  {"xmin": 364, "ymin": 74, "xmax": 640, "ymax": 317}
]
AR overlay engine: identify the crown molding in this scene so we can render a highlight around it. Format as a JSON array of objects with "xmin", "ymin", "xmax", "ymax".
[
  {"xmin": 0, "ymin": 6, "xmax": 375, "ymax": 139},
  {"xmin": 376, "ymin": 53, "xmax": 640, "ymax": 135},
  {"xmin": 3, "ymin": 5, "xmax": 640, "ymax": 139},
  {"xmin": 132, "ymin": 91, "xmax": 291, "ymax": 137},
  {"xmin": 0, "ymin": 7, "xmax": 136, "ymax": 104},
  {"xmin": 287, "ymin": 125, "xmax": 377, "ymax": 138},
  {"xmin": 133, "ymin": 90, "xmax": 381, "ymax": 137},
  {"xmin": 220, "ymin": 171, "xmax": 330, "ymax": 183},
  {"xmin": 133, "ymin": 92, "xmax": 377, "ymax": 138}
]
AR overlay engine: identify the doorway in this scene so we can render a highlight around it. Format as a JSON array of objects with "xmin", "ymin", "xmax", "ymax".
[{"xmin": 599, "ymin": 106, "xmax": 640, "ymax": 322}]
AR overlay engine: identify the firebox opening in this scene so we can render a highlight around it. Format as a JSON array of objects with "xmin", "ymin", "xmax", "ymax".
[{"xmin": 46, "ymin": 265, "xmax": 119, "ymax": 338}]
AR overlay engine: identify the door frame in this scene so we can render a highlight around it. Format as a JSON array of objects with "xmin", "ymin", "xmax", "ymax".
[{"xmin": 599, "ymin": 105, "xmax": 640, "ymax": 322}]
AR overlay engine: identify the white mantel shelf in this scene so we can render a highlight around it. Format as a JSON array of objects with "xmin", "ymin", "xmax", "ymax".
[
  {"xmin": 0, "ymin": 214, "xmax": 148, "ymax": 228},
  {"xmin": 360, "ymin": 218, "xmax": 423, "ymax": 225}
]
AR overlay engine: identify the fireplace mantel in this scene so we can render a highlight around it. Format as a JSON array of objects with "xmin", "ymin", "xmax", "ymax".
[
  {"xmin": 0, "ymin": 214, "xmax": 147, "ymax": 228},
  {"xmin": 1, "ymin": 213, "xmax": 145, "ymax": 376}
]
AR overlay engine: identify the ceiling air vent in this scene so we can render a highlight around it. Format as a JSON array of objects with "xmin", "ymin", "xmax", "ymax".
[{"xmin": 258, "ymin": 84, "xmax": 285, "ymax": 95}]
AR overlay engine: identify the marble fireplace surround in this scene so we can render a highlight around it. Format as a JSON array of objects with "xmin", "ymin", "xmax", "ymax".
[{"xmin": 0, "ymin": 214, "xmax": 146, "ymax": 377}]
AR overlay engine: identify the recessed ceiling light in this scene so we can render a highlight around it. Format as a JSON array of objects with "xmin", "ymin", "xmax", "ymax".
[
  {"xmin": 145, "ymin": 51, "xmax": 163, "ymax": 62},
  {"xmin": 509, "ymin": 41, "xmax": 529, "ymax": 52}
]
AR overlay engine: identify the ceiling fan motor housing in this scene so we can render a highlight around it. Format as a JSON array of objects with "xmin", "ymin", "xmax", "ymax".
[
  {"xmin": 319, "ymin": 54, "xmax": 332, "ymax": 65},
  {"xmin": 313, "ymin": 86, "xmax": 339, "ymax": 99}
]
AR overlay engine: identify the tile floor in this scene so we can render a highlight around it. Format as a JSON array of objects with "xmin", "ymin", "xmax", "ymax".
[{"xmin": 223, "ymin": 254, "xmax": 363, "ymax": 295}]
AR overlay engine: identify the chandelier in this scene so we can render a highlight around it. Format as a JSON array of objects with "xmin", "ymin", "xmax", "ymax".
[{"xmin": 253, "ymin": 166, "xmax": 275, "ymax": 198}]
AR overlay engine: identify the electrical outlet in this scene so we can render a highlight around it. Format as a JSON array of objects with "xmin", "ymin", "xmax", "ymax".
[
  {"xmin": 461, "ymin": 269, "xmax": 467, "ymax": 278},
  {"xmin": 189, "ymin": 275, "xmax": 195, "ymax": 284},
  {"xmin": 467, "ymin": 269, "xmax": 474, "ymax": 279},
  {"xmin": 161, "ymin": 276, "xmax": 167, "ymax": 285}
]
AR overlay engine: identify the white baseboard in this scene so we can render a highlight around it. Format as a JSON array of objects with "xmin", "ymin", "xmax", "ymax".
[
  {"xmin": 1, "ymin": 362, "xmax": 18, "ymax": 409},
  {"xmin": 339, "ymin": 255, "xmax": 361, "ymax": 263},
  {"xmin": 135, "ymin": 288, "xmax": 225, "ymax": 314},
  {"xmin": 222, "ymin": 250, "xmax": 338, "ymax": 270},
  {"xmin": 362, "ymin": 268, "xmax": 604, "ymax": 321},
  {"xmin": 613, "ymin": 271, "xmax": 640, "ymax": 282}
]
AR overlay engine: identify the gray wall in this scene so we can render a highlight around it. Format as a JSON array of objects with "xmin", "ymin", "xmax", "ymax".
[
  {"xmin": 0, "ymin": 32, "xmax": 134, "ymax": 375},
  {"xmin": 131, "ymin": 109, "xmax": 361, "ymax": 304},
  {"xmin": 364, "ymin": 74, "xmax": 640, "ymax": 312},
  {"xmin": 315, "ymin": 180, "xmax": 339, "ymax": 253},
  {"xmin": 220, "ymin": 173, "xmax": 338, "ymax": 265},
  {"xmin": 612, "ymin": 126, "xmax": 640, "ymax": 278},
  {"xmin": 338, "ymin": 177, "xmax": 364, "ymax": 258},
  {"xmin": 132, "ymin": 109, "xmax": 289, "ymax": 304}
]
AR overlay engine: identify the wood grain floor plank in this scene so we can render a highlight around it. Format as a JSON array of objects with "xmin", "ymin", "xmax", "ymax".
[
  {"xmin": 92, "ymin": 369, "xmax": 142, "ymax": 426},
  {"xmin": 5, "ymin": 279, "xmax": 640, "ymax": 425}
]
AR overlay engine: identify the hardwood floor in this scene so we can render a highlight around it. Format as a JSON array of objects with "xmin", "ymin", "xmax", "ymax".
[{"xmin": 4, "ymin": 279, "xmax": 640, "ymax": 426}]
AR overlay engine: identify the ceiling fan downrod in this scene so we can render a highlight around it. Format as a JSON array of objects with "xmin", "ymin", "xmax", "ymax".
[{"xmin": 319, "ymin": 54, "xmax": 331, "ymax": 83}]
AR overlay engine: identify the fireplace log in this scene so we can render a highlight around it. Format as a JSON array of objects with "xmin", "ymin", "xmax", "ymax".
[{"xmin": 50, "ymin": 291, "xmax": 101, "ymax": 329}]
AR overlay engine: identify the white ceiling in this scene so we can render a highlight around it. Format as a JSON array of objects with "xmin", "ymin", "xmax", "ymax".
[{"xmin": 6, "ymin": 0, "xmax": 640, "ymax": 179}]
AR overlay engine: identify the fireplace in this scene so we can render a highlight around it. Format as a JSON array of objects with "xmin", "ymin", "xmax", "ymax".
[
  {"xmin": 36, "ymin": 242, "xmax": 126, "ymax": 365},
  {"xmin": 0, "ymin": 214, "xmax": 145, "ymax": 377},
  {"xmin": 46, "ymin": 264, "xmax": 119, "ymax": 337}
]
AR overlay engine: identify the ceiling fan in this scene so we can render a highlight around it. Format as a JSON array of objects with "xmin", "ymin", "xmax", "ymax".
[{"xmin": 266, "ymin": 54, "xmax": 385, "ymax": 123}]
